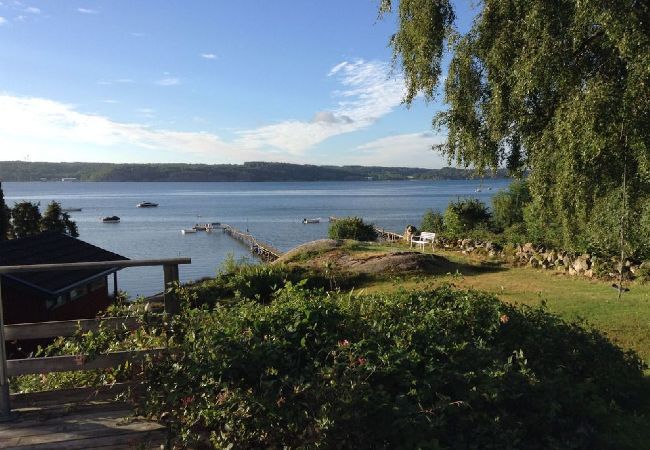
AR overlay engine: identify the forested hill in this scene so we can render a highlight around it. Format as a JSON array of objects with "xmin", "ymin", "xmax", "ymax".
[{"xmin": 0, "ymin": 161, "xmax": 509, "ymax": 182}]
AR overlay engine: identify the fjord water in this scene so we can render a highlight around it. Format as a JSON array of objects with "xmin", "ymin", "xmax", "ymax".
[{"xmin": 3, "ymin": 180, "xmax": 510, "ymax": 296}]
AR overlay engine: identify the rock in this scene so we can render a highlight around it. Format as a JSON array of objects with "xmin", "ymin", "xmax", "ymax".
[
  {"xmin": 522, "ymin": 242, "xmax": 534, "ymax": 253},
  {"xmin": 529, "ymin": 257, "xmax": 540, "ymax": 268},
  {"xmin": 584, "ymin": 269, "xmax": 594, "ymax": 278},
  {"xmin": 572, "ymin": 255, "xmax": 590, "ymax": 274},
  {"xmin": 569, "ymin": 266, "xmax": 577, "ymax": 276}
]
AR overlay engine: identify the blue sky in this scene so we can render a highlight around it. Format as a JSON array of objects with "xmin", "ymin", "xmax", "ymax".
[{"xmin": 0, "ymin": 1, "xmax": 476, "ymax": 168}]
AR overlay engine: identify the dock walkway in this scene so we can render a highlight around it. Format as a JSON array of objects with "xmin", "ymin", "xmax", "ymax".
[{"xmin": 221, "ymin": 224, "xmax": 283, "ymax": 262}]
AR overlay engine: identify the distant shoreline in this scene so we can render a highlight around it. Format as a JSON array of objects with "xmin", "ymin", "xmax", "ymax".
[{"xmin": 0, "ymin": 161, "xmax": 510, "ymax": 183}]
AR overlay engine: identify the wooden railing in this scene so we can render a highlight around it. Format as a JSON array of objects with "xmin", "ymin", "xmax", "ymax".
[{"xmin": 0, "ymin": 257, "xmax": 191, "ymax": 420}]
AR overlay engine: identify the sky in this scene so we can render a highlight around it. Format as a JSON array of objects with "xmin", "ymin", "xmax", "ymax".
[{"xmin": 0, "ymin": 1, "xmax": 477, "ymax": 168}]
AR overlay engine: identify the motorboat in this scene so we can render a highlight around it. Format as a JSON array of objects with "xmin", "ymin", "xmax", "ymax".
[
  {"xmin": 181, "ymin": 228, "xmax": 197, "ymax": 234},
  {"xmin": 137, "ymin": 201, "xmax": 158, "ymax": 208},
  {"xmin": 101, "ymin": 216, "xmax": 120, "ymax": 223},
  {"xmin": 302, "ymin": 218, "xmax": 320, "ymax": 224},
  {"xmin": 62, "ymin": 207, "xmax": 82, "ymax": 212}
]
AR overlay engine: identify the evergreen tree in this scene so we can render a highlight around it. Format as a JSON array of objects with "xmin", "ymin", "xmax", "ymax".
[
  {"xmin": 0, "ymin": 182, "xmax": 10, "ymax": 241},
  {"xmin": 10, "ymin": 202, "xmax": 42, "ymax": 239},
  {"xmin": 40, "ymin": 201, "xmax": 79, "ymax": 237}
]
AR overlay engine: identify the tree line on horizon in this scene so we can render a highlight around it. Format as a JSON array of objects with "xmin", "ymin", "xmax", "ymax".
[{"xmin": 0, "ymin": 161, "xmax": 509, "ymax": 182}]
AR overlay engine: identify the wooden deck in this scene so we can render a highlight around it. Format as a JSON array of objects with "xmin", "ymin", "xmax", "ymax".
[{"xmin": 0, "ymin": 402, "xmax": 165, "ymax": 449}]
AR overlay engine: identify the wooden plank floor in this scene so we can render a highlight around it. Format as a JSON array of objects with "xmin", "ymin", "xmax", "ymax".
[{"xmin": 0, "ymin": 403, "xmax": 165, "ymax": 449}]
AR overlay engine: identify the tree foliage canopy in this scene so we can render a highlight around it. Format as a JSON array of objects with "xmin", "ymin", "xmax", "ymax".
[{"xmin": 383, "ymin": 0, "xmax": 650, "ymax": 252}]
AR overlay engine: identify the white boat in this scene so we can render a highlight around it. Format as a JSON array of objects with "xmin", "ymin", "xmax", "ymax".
[
  {"xmin": 181, "ymin": 229, "xmax": 197, "ymax": 234},
  {"xmin": 302, "ymin": 218, "xmax": 320, "ymax": 224},
  {"xmin": 137, "ymin": 201, "xmax": 158, "ymax": 208},
  {"xmin": 101, "ymin": 216, "xmax": 120, "ymax": 223}
]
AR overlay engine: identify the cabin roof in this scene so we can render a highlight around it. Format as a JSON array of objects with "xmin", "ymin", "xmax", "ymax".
[{"xmin": 0, "ymin": 233, "xmax": 128, "ymax": 295}]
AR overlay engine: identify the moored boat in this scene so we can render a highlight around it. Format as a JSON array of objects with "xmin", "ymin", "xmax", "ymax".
[
  {"xmin": 137, "ymin": 201, "xmax": 158, "ymax": 208},
  {"xmin": 62, "ymin": 207, "xmax": 82, "ymax": 212},
  {"xmin": 181, "ymin": 228, "xmax": 197, "ymax": 234},
  {"xmin": 302, "ymin": 218, "xmax": 320, "ymax": 224},
  {"xmin": 101, "ymin": 216, "xmax": 120, "ymax": 223}
]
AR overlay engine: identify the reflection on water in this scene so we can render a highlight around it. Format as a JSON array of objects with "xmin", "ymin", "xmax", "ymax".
[{"xmin": 3, "ymin": 180, "xmax": 510, "ymax": 296}]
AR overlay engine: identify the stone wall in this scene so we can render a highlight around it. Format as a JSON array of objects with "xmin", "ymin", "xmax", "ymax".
[{"xmin": 403, "ymin": 226, "xmax": 648, "ymax": 282}]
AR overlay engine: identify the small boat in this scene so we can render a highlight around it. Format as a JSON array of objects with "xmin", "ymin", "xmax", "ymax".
[
  {"xmin": 475, "ymin": 188, "xmax": 482, "ymax": 193},
  {"xmin": 181, "ymin": 228, "xmax": 197, "ymax": 234},
  {"xmin": 62, "ymin": 208, "xmax": 82, "ymax": 212},
  {"xmin": 137, "ymin": 201, "xmax": 158, "ymax": 208},
  {"xmin": 101, "ymin": 216, "xmax": 120, "ymax": 223},
  {"xmin": 302, "ymin": 218, "xmax": 320, "ymax": 224}
]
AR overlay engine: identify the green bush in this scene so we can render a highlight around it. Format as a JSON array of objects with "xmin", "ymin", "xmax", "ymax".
[
  {"xmin": 183, "ymin": 257, "xmax": 367, "ymax": 307},
  {"xmin": 420, "ymin": 209, "xmax": 445, "ymax": 232},
  {"xmin": 443, "ymin": 198, "xmax": 491, "ymax": 237},
  {"xmin": 327, "ymin": 216, "xmax": 377, "ymax": 241},
  {"xmin": 492, "ymin": 180, "xmax": 531, "ymax": 230},
  {"xmin": 137, "ymin": 286, "xmax": 646, "ymax": 449}
]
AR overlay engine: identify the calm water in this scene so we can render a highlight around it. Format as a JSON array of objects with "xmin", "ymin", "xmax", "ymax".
[{"xmin": 3, "ymin": 180, "xmax": 510, "ymax": 296}]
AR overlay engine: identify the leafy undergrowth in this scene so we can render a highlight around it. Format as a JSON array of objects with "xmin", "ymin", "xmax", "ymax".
[{"xmin": 137, "ymin": 285, "xmax": 647, "ymax": 449}]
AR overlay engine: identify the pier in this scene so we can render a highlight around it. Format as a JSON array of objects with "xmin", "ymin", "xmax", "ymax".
[{"xmin": 221, "ymin": 225, "xmax": 283, "ymax": 262}]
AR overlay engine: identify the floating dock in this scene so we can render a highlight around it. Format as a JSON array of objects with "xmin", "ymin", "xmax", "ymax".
[{"xmin": 221, "ymin": 224, "xmax": 283, "ymax": 262}]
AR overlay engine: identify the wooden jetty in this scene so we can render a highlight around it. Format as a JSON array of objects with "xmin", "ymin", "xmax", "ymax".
[
  {"xmin": 221, "ymin": 224, "xmax": 282, "ymax": 262},
  {"xmin": 0, "ymin": 258, "xmax": 191, "ymax": 448},
  {"xmin": 328, "ymin": 217, "xmax": 404, "ymax": 242}
]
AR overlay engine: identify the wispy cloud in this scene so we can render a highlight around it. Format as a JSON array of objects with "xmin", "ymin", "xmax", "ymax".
[
  {"xmin": 130, "ymin": 32, "xmax": 146, "ymax": 37},
  {"xmin": 0, "ymin": 94, "xmax": 264, "ymax": 162},
  {"xmin": 23, "ymin": 6, "xmax": 39, "ymax": 14},
  {"xmin": 102, "ymin": 99, "xmax": 119, "ymax": 104},
  {"xmin": 156, "ymin": 77, "xmax": 180, "ymax": 86},
  {"xmin": 0, "ymin": 16, "xmax": 6, "ymax": 25},
  {"xmin": 97, "ymin": 78, "xmax": 134, "ymax": 86},
  {"xmin": 77, "ymin": 8, "xmax": 98, "ymax": 14},
  {"xmin": 200, "ymin": 53, "xmax": 217, "ymax": 60},
  {"xmin": 236, "ymin": 59, "xmax": 405, "ymax": 154},
  {"xmin": 348, "ymin": 133, "xmax": 448, "ymax": 168}
]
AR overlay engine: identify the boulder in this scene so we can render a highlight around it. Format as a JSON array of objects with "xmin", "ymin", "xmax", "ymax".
[
  {"xmin": 522, "ymin": 242, "xmax": 535, "ymax": 253},
  {"xmin": 572, "ymin": 255, "xmax": 590, "ymax": 274}
]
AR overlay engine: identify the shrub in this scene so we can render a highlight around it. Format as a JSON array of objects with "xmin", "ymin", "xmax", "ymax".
[
  {"xmin": 492, "ymin": 180, "xmax": 531, "ymax": 230},
  {"xmin": 443, "ymin": 198, "xmax": 491, "ymax": 237},
  {"xmin": 137, "ymin": 286, "xmax": 646, "ymax": 449},
  {"xmin": 327, "ymin": 216, "xmax": 377, "ymax": 241},
  {"xmin": 420, "ymin": 209, "xmax": 445, "ymax": 232}
]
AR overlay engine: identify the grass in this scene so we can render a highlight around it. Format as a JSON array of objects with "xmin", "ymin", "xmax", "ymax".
[{"xmin": 357, "ymin": 246, "xmax": 650, "ymax": 365}]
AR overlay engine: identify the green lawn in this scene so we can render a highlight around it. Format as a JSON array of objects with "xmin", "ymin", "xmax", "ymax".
[{"xmin": 360, "ymin": 247, "xmax": 650, "ymax": 364}]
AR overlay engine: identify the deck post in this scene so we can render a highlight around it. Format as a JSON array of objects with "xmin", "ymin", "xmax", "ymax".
[
  {"xmin": 163, "ymin": 264, "xmax": 180, "ymax": 315},
  {"xmin": 0, "ymin": 278, "xmax": 13, "ymax": 420}
]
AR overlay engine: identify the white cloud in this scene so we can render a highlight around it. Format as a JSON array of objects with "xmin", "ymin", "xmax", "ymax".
[
  {"xmin": 23, "ymin": 6, "xmax": 39, "ymax": 13},
  {"xmin": 77, "ymin": 8, "xmax": 98, "ymax": 14},
  {"xmin": 0, "ymin": 94, "xmax": 268, "ymax": 162},
  {"xmin": 236, "ymin": 59, "xmax": 405, "ymax": 154},
  {"xmin": 200, "ymin": 53, "xmax": 217, "ymax": 59},
  {"xmin": 156, "ymin": 77, "xmax": 180, "ymax": 86},
  {"xmin": 345, "ymin": 133, "xmax": 448, "ymax": 168},
  {"xmin": 102, "ymin": 99, "xmax": 119, "ymax": 104},
  {"xmin": 0, "ymin": 16, "xmax": 6, "ymax": 25}
]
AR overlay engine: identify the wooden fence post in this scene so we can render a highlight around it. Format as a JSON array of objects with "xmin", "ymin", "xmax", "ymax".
[
  {"xmin": 163, "ymin": 264, "xmax": 180, "ymax": 315},
  {"xmin": 0, "ymin": 278, "xmax": 13, "ymax": 421}
]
